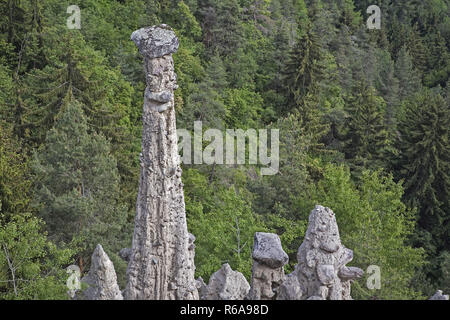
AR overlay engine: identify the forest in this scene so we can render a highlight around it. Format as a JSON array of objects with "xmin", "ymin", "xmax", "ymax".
[{"xmin": 0, "ymin": 0, "xmax": 448, "ymax": 300}]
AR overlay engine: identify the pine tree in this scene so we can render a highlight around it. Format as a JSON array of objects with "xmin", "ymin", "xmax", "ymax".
[
  {"xmin": 258, "ymin": 2, "xmax": 300, "ymax": 115},
  {"xmin": 388, "ymin": 20, "xmax": 409, "ymax": 60},
  {"xmin": 294, "ymin": 0, "xmax": 310, "ymax": 33},
  {"xmin": 339, "ymin": 0, "xmax": 362, "ymax": 31},
  {"xmin": 0, "ymin": 0, "xmax": 26, "ymax": 50},
  {"xmin": 173, "ymin": 0, "xmax": 202, "ymax": 40},
  {"xmin": 0, "ymin": 122, "xmax": 76, "ymax": 299},
  {"xmin": 252, "ymin": 111, "xmax": 312, "ymax": 219},
  {"xmin": 17, "ymin": 27, "xmax": 138, "ymax": 219},
  {"xmin": 31, "ymin": 99, "xmax": 128, "ymax": 266},
  {"xmin": 21, "ymin": 0, "xmax": 46, "ymax": 71}
]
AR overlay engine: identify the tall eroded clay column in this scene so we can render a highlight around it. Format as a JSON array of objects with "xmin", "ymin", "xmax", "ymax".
[{"xmin": 124, "ymin": 25, "xmax": 198, "ymax": 300}]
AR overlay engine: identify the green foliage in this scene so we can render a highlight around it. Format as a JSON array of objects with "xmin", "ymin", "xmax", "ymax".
[
  {"xmin": 283, "ymin": 26, "xmax": 325, "ymax": 113},
  {"xmin": 173, "ymin": 1, "xmax": 202, "ymax": 40},
  {"xmin": 263, "ymin": 213, "xmax": 307, "ymax": 274},
  {"xmin": 374, "ymin": 49, "xmax": 399, "ymax": 122},
  {"xmin": 0, "ymin": 213, "xmax": 76, "ymax": 299},
  {"xmin": 396, "ymin": 89, "xmax": 449, "ymax": 286},
  {"xmin": 184, "ymin": 168, "xmax": 266, "ymax": 281},
  {"xmin": 250, "ymin": 112, "xmax": 313, "ymax": 219},
  {"xmin": 406, "ymin": 25, "xmax": 428, "ymax": 74},
  {"xmin": 0, "ymin": 124, "xmax": 30, "ymax": 218},
  {"xmin": 340, "ymin": 0, "xmax": 362, "ymax": 30},
  {"xmin": 0, "ymin": 64, "xmax": 13, "ymax": 113},
  {"xmin": 31, "ymin": 100, "xmax": 128, "ymax": 261},
  {"xmin": 180, "ymin": 55, "xmax": 226, "ymax": 129},
  {"xmin": 398, "ymin": 90, "xmax": 449, "ymax": 248},
  {"xmin": 20, "ymin": 27, "xmax": 134, "ymax": 148},
  {"xmin": 224, "ymin": 88, "xmax": 265, "ymax": 129},
  {"xmin": 395, "ymin": 46, "xmax": 422, "ymax": 102},
  {"xmin": 424, "ymin": 31, "xmax": 450, "ymax": 88},
  {"xmin": 203, "ymin": 0, "xmax": 244, "ymax": 56},
  {"xmin": 342, "ymin": 81, "xmax": 391, "ymax": 175}
]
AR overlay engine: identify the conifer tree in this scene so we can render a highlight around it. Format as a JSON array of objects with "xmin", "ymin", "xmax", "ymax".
[
  {"xmin": 0, "ymin": 65, "xmax": 14, "ymax": 125},
  {"xmin": 424, "ymin": 31, "xmax": 450, "ymax": 88},
  {"xmin": 0, "ymin": 123, "xmax": 76, "ymax": 299},
  {"xmin": 282, "ymin": 25, "xmax": 325, "ymax": 114},
  {"xmin": 199, "ymin": 0, "xmax": 243, "ymax": 56},
  {"xmin": 0, "ymin": 0, "xmax": 26, "ymax": 49},
  {"xmin": 406, "ymin": 24, "xmax": 428, "ymax": 74},
  {"xmin": 374, "ymin": 49, "xmax": 399, "ymax": 128},
  {"xmin": 284, "ymin": 26, "xmax": 324, "ymax": 102},
  {"xmin": 31, "ymin": 99, "xmax": 128, "ymax": 266},
  {"xmin": 343, "ymin": 81, "xmax": 390, "ymax": 174},
  {"xmin": 395, "ymin": 46, "xmax": 422, "ymax": 102},
  {"xmin": 0, "ymin": 123, "xmax": 30, "ymax": 220},
  {"xmin": 21, "ymin": 28, "xmax": 133, "ymax": 149},
  {"xmin": 181, "ymin": 52, "xmax": 227, "ymax": 129},
  {"xmin": 397, "ymin": 90, "xmax": 449, "ymax": 258}
]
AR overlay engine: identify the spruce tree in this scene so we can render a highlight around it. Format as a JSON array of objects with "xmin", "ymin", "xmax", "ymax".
[
  {"xmin": 395, "ymin": 46, "xmax": 422, "ymax": 102},
  {"xmin": 424, "ymin": 31, "xmax": 450, "ymax": 88},
  {"xmin": 406, "ymin": 24, "xmax": 428, "ymax": 74},
  {"xmin": 0, "ymin": 122, "xmax": 76, "ymax": 299},
  {"xmin": 374, "ymin": 49, "xmax": 399, "ymax": 128},
  {"xmin": 199, "ymin": 0, "xmax": 243, "ymax": 56},
  {"xmin": 21, "ymin": 27, "xmax": 133, "ymax": 149},
  {"xmin": 397, "ymin": 90, "xmax": 449, "ymax": 257},
  {"xmin": 342, "ymin": 81, "xmax": 390, "ymax": 174},
  {"xmin": 283, "ymin": 26, "xmax": 325, "ymax": 112}
]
